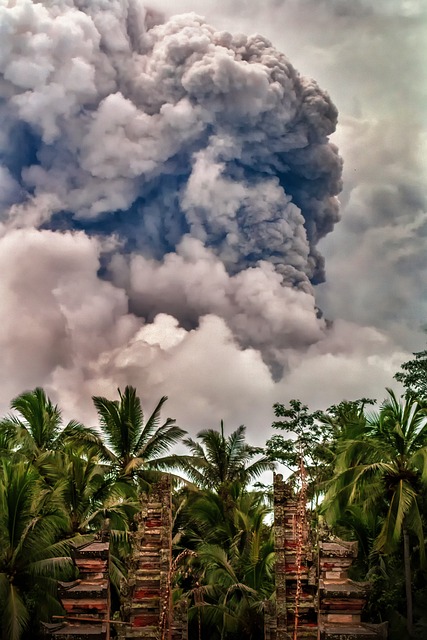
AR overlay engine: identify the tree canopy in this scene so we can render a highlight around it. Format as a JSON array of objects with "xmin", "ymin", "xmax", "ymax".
[{"xmin": 1, "ymin": 349, "xmax": 427, "ymax": 639}]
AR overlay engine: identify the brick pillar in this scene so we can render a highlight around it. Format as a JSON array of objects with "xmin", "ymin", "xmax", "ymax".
[
  {"xmin": 273, "ymin": 473, "xmax": 317, "ymax": 640},
  {"xmin": 42, "ymin": 539, "xmax": 111, "ymax": 640},
  {"xmin": 318, "ymin": 540, "xmax": 387, "ymax": 640},
  {"xmin": 273, "ymin": 473, "xmax": 289, "ymax": 640},
  {"xmin": 119, "ymin": 475, "xmax": 175, "ymax": 640}
]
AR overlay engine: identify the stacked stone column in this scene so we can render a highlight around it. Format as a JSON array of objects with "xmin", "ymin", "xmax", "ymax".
[
  {"xmin": 119, "ymin": 475, "xmax": 187, "ymax": 640},
  {"xmin": 318, "ymin": 541, "xmax": 387, "ymax": 640},
  {"xmin": 42, "ymin": 540, "xmax": 111, "ymax": 640},
  {"xmin": 269, "ymin": 474, "xmax": 317, "ymax": 640}
]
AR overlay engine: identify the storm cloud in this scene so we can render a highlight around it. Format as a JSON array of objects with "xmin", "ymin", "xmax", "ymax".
[{"xmin": 0, "ymin": 0, "xmax": 422, "ymax": 435}]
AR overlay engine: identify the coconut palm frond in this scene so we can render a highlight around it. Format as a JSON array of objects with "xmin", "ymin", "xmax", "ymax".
[
  {"xmin": 2, "ymin": 583, "xmax": 29, "ymax": 640},
  {"xmin": 92, "ymin": 387, "xmax": 184, "ymax": 479},
  {"xmin": 404, "ymin": 497, "xmax": 426, "ymax": 567},
  {"xmin": 134, "ymin": 395, "xmax": 168, "ymax": 450},
  {"xmin": 27, "ymin": 555, "xmax": 74, "ymax": 579},
  {"xmin": 375, "ymin": 480, "xmax": 415, "ymax": 554},
  {"xmin": 135, "ymin": 423, "xmax": 186, "ymax": 461}
]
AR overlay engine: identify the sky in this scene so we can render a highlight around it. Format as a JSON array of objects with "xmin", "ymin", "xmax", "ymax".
[{"xmin": 0, "ymin": 0, "xmax": 426, "ymax": 447}]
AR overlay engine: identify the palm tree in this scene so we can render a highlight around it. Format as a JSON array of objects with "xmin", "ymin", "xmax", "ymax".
[
  {"xmin": 44, "ymin": 445, "xmax": 139, "ymax": 594},
  {"xmin": 180, "ymin": 421, "xmax": 272, "ymax": 494},
  {"xmin": 92, "ymin": 386, "xmax": 186, "ymax": 479},
  {"xmin": 175, "ymin": 484, "xmax": 264, "ymax": 552},
  {"xmin": 180, "ymin": 487, "xmax": 274, "ymax": 640},
  {"xmin": 0, "ymin": 387, "xmax": 99, "ymax": 462},
  {"xmin": 41, "ymin": 445, "xmax": 138, "ymax": 538},
  {"xmin": 0, "ymin": 459, "xmax": 73, "ymax": 640},
  {"xmin": 323, "ymin": 389, "xmax": 427, "ymax": 635}
]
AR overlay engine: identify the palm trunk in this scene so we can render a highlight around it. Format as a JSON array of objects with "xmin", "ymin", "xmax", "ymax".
[{"xmin": 403, "ymin": 527, "xmax": 413, "ymax": 636}]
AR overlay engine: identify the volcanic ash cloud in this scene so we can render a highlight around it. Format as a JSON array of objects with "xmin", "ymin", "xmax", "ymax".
[{"xmin": 0, "ymin": 0, "xmax": 343, "ymax": 410}]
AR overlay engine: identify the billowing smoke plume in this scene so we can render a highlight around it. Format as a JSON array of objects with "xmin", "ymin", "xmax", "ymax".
[{"xmin": 0, "ymin": 0, "xmax": 347, "ymax": 427}]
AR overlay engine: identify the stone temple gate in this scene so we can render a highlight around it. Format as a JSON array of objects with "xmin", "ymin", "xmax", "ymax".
[
  {"xmin": 265, "ymin": 474, "xmax": 388, "ymax": 640},
  {"xmin": 43, "ymin": 474, "xmax": 388, "ymax": 640}
]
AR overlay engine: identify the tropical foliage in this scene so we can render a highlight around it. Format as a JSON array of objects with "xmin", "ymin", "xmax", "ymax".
[
  {"xmin": 0, "ymin": 385, "xmax": 186, "ymax": 638},
  {"xmin": 322, "ymin": 389, "xmax": 427, "ymax": 635},
  {"xmin": 174, "ymin": 479, "xmax": 274, "ymax": 639},
  {"xmin": 394, "ymin": 344, "xmax": 427, "ymax": 398},
  {"xmin": 1, "ymin": 355, "xmax": 427, "ymax": 639},
  {"xmin": 0, "ymin": 460, "xmax": 73, "ymax": 640},
  {"xmin": 180, "ymin": 421, "xmax": 272, "ymax": 493},
  {"xmin": 92, "ymin": 385, "xmax": 186, "ymax": 481},
  {"xmin": 0, "ymin": 387, "xmax": 99, "ymax": 462}
]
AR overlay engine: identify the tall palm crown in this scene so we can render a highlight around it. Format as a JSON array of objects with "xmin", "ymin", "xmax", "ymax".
[
  {"xmin": 181, "ymin": 422, "xmax": 272, "ymax": 492},
  {"xmin": 178, "ymin": 486, "xmax": 274, "ymax": 640},
  {"xmin": 0, "ymin": 460, "xmax": 72, "ymax": 640},
  {"xmin": 182, "ymin": 484, "xmax": 271, "ymax": 550},
  {"xmin": 195, "ymin": 532, "xmax": 274, "ymax": 640},
  {"xmin": 92, "ymin": 386, "xmax": 186, "ymax": 477},
  {"xmin": 324, "ymin": 389, "xmax": 427, "ymax": 556},
  {"xmin": 0, "ymin": 388, "xmax": 98, "ymax": 459},
  {"xmin": 42, "ymin": 446, "xmax": 137, "ymax": 538},
  {"xmin": 322, "ymin": 389, "xmax": 427, "ymax": 635}
]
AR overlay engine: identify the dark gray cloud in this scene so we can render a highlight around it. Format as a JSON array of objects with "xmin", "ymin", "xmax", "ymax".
[
  {"xmin": 1, "ymin": 2, "xmax": 342, "ymax": 291},
  {"xmin": 0, "ymin": 0, "xmax": 423, "ymax": 435}
]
